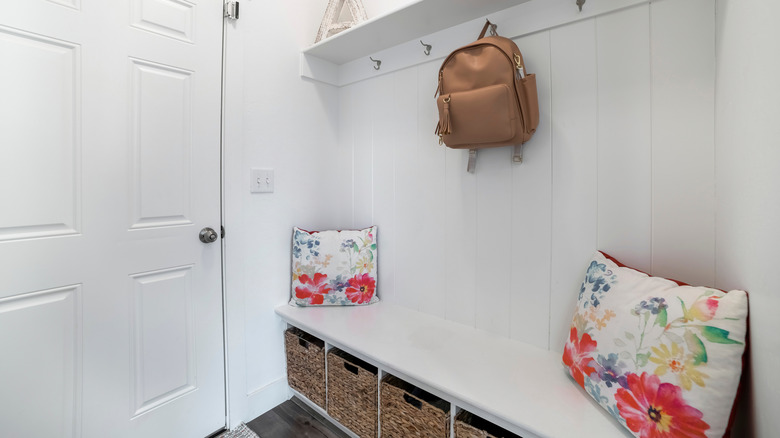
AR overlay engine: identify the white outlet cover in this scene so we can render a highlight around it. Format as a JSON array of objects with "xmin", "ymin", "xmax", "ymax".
[{"xmin": 250, "ymin": 168, "xmax": 274, "ymax": 193}]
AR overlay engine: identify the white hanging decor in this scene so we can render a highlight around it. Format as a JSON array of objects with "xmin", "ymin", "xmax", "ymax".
[{"xmin": 315, "ymin": 0, "xmax": 368, "ymax": 43}]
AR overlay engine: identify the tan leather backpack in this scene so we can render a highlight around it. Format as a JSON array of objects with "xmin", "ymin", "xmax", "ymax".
[{"xmin": 435, "ymin": 20, "xmax": 539, "ymax": 172}]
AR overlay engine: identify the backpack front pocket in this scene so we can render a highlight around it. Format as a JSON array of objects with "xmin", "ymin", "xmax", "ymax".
[{"xmin": 436, "ymin": 84, "xmax": 517, "ymax": 148}]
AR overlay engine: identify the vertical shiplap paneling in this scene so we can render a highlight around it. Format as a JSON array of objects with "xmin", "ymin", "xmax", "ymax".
[
  {"xmin": 474, "ymin": 151, "xmax": 514, "ymax": 337},
  {"xmin": 443, "ymin": 147, "xmax": 477, "ymax": 327},
  {"xmin": 352, "ymin": 79, "xmax": 374, "ymax": 227},
  {"xmin": 596, "ymin": 5, "xmax": 652, "ymax": 272},
  {"xmin": 372, "ymin": 73, "xmax": 397, "ymax": 303},
  {"xmin": 651, "ymin": 0, "xmax": 715, "ymax": 286},
  {"xmin": 416, "ymin": 61, "xmax": 447, "ymax": 318},
  {"xmin": 339, "ymin": 84, "xmax": 356, "ymax": 228},
  {"xmin": 549, "ymin": 19, "xmax": 599, "ymax": 351},
  {"xmin": 391, "ymin": 67, "xmax": 421, "ymax": 309},
  {"xmin": 509, "ymin": 31, "xmax": 553, "ymax": 348},
  {"xmin": 339, "ymin": 2, "xmax": 717, "ymax": 351}
]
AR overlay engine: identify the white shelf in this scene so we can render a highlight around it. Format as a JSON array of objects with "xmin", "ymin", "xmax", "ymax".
[
  {"xmin": 304, "ymin": 0, "xmax": 532, "ymax": 65},
  {"xmin": 276, "ymin": 302, "xmax": 630, "ymax": 438},
  {"xmin": 302, "ymin": 0, "xmax": 650, "ymax": 86}
]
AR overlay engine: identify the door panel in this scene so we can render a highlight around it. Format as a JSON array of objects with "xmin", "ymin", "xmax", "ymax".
[
  {"xmin": 131, "ymin": 0, "xmax": 195, "ymax": 43},
  {"xmin": 130, "ymin": 58, "xmax": 193, "ymax": 229},
  {"xmin": 0, "ymin": 1, "xmax": 225, "ymax": 437},
  {"xmin": 0, "ymin": 26, "xmax": 81, "ymax": 241},
  {"xmin": 0, "ymin": 285, "xmax": 81, "ymax": 438},
  {"xmin": 130, "ymin": 265, "xmax": 196, "ymax": 417}
]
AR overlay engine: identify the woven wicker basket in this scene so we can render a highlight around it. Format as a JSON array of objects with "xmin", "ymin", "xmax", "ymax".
[
  {"xmin": 284, "ymin": 327, "xmax": 326, "ymax": 408},
  {"xmin": 454, "ymin": 410, "xmax": 522, "ymax": 438},
  {"xmin": 326, "ymin": 348, "xmax": 379, "ymax": 438},
  {"xmin": 380, "ymin": 374, "xmax": 450, "ymax": 438}
]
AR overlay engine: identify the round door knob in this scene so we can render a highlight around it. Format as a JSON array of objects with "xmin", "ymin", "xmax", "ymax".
[{"xmin": 199, "ymin": 227, "xmax": 219, "ymax": 243}]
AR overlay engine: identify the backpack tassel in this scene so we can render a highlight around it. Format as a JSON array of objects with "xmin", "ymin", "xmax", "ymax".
[{"xmin": 435, "ymin": 95, "xmax": 451, "ymax": 136}]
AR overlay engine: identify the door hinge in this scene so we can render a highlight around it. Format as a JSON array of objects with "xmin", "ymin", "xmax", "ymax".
[
  {"xmin": 220, "ymin": 225, "xmax": 225, "ymax": 239},
  {"xmin": 224, "ymin": 1, "xmax": 239, "ymax": 20}
]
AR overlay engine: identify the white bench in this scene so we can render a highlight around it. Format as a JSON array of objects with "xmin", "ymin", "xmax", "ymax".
[{"xmin": 275, "ymin": 302, "xmax": 630, "ymax": 438}]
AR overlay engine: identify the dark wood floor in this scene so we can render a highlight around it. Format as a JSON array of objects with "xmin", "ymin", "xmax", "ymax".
[{"xmin": 246, "ymin": 397, "xmax": 351, "ymax": 438}]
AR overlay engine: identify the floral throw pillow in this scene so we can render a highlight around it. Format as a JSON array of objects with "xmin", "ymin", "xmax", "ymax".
[
  {"xmin": 290, "ymin": 226, "xmax": 379, "ymax": 306},
  {"xmin": 563, "ymin": 251, "xmax": 748, "ymax": 438}
]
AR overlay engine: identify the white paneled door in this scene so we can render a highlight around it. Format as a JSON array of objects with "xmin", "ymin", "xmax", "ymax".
[{"xmin": 0, "ymin": 1, "xmax": 225, "ymax": 437}]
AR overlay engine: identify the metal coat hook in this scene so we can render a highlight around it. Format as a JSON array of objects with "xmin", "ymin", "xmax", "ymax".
[
  {"xmin": 489, "ymin": 23, "xmax": 498, "ymax": 36},
  {"xmin": 369, "ymin": 56, "xmax": 381, "ymax": 70},
  {"xmin": 576, "ymin": 0, "xmax": 586, "ymax": 12},
  {"xmin": 420, "ymin": 40, "xmax": 432, "ymax": 56}
]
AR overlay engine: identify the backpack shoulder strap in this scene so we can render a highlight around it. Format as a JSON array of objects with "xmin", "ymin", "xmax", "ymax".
[{"xmin": 478, "ymin": 19, "xmax": 497, "ymax": 39}]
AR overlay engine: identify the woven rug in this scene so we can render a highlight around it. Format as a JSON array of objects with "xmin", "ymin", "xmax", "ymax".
[{"xmin": 217, "ymin": 423, "xmax": 259, "ymax": 438}]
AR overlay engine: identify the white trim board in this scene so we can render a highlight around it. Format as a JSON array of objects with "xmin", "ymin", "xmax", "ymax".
[
  {"xmin": 275, "ymin": 302, "xmax": 631, "ymax": 438},
  {"xmin": 302, "ymin": 0, "xmax": 651, "ymax": 86}
]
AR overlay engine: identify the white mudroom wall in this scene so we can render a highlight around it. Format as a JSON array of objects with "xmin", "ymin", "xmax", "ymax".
[
  {"xmin": 714, "ymin": 0, "xmax": 780, "ymax": 436},
  {"xmin": 340, "ymin": 0, "xmax": 716, "ymax": 353},
  {"xmin": 222, "ymin": 0, "xmax": 349, "ymax": 426},
  {"xmin": 362, "ymin": 0, "xmax": 417, "ymax": 19}
]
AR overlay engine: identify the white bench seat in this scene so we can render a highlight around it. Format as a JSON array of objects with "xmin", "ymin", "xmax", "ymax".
[{"xmin": 275, "ymin": 302, "xmax": 630, "ymax": 438}]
